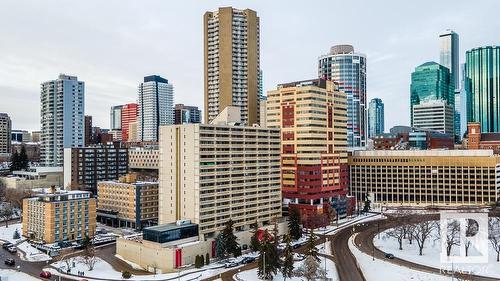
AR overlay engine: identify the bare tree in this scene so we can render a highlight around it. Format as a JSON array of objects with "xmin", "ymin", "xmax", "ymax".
[
  {"xmin": 0, "ymin": 204, "xmax": 13, "ymax": 227},
  {"xmin": 489, "ymin": 217, "xmax": 500, "ymax": 262},
  {"xmin": 386, "ymin": 225, "xmax": 406, "ymax": 250},
  {"xmin": 444, "ymin": 219, "xmax": 460, "ymax": 256},
  {"xmin": 81, "ymin": 235, "xmax": 98, "ymax": 270},
  {"xmin": 413, "ymin": 220, "xmax": 438, "ymax": 256},
  {"xmin": 293, "ymin": 255, "xmax": 327, "ymax": 281},
  {"xmin": 464, "ymin": 219, "xmax": 479, "ymax": 257}
]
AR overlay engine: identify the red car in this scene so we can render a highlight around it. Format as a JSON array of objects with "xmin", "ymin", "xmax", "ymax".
[{"xmin": 39, "ymin": 271, "xmax": 52, "ymax": 278}]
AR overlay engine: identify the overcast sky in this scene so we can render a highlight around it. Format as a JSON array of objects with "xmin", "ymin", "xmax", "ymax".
[{"xmin": 0, "ymin": 0, "xmax": 498, "ymax": 132}]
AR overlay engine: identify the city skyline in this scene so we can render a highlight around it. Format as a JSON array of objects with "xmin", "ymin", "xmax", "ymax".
[{"xmin": 1, "ymin": 0, "xmax": 499, "ymax": 132}]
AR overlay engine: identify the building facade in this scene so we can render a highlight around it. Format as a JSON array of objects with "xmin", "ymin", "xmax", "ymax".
[
  {"xmin": 63, "ymin": 143, "xmax": 128, "ymax": 192},
  {"xmin": 318, "ymin": 45, "xmax": 367, "ymax": 148},
  {"xmin": 22, "ymin": 189, "xmax": 96, "ymax": 243},
  {"xmin": 412, "ymin": 100, "xmax": 454, "ymax": 135},
  {"xmin": 128, "ymin": 148, "xmax": 159, "ymax": 170},
  {"xmin": 466, "ymin": 46, "xmax": 500, "ymax": 133},
  {"xmin": 11, "ymin": 130, "xmax": 30, "ymax": 143},
  {"xmin": 368, "ymin": 98, "xmax": 384, "ymax": 138},
  {"xmin": 138, "ymin": 76, "xmax": 174, "ymax": 142},
  {"xmin": 174, "ymin": 104, "xmax": 201, "ymax": 124},
  {"xmin": 349, "ymin": 150, "xmax": 500, "ymax": 206},
  {"xmin": 267, "ymin": 79, "xmax": 349, "ymax": 227},
  {"xmin": 84, "ymin": 116, "xmax": 92, "ymax": 146},
  {"xmin": 410, "ymin": 62, "xmax": 454, "ymax": 133},
  {"xmin": 0, "ymin": 113, "xmax": 12, "ymax": 154},
  {"xmin": 110, "ymin": 105, "xmax": 122, "ymax": 130},
  {"xmin": 466, "ymin": 122, "xmax": 500, "ymax": 154},
  {"xmin": 40, "ymin": 74, "xmax": 85, "ymax": 167},
  {"xmin": 121, "ymin": 103, "xmax": 138, "ymax": 142},
  {"xmin": 158, "ymin": 122, "xmax": 281, "ymax": 239},
  {"xmin": 97, "ymin": 178, "xmax": 158, "ymax": 229},
  {"xmin": 204, "ymin": 7, "xmax": 260, "ymax": 125},
  {"xmin": 439, "ymin": 30, "xmax": 460, "ymax": 90}
]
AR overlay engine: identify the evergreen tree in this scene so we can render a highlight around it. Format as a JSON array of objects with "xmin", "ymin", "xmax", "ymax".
[
  {"xmin": 194, "ymin": 255, "xmax": 201, "ymax": 268},
  {"xmin": 294, "ymin": 255, "xmax": 327, "ymax": 281},
  {"xmin": 304, "ymin": 230, "xmax": 319, "ymax": 262},
  {"xmin": 280, "ymin": 234, "xmax": 294, "ymax": 281},
  {"xmin": 222, "ymin": 219, "xmax": 240, "ymax": 257},
  {"xmin": 288, "ymin": 207, "xmax": 302, "ymax": 240},
  {"xmin": 205, "ymin": 253, "xmax": 210, "ymax": 265},
  {"xmin": 257, "ymin": 230, "xmax": 280, "ymax": 280},
  {"xmin": 13, "ymin": 228, "xmax": 20, "ymax": 240},
  {"xmin": 250, "ymin": 220, "xmax": 260, "ymax": 252},
  {"xmin": 19, "ymin": 145, "xmax": 29, "ymax": 170},
  {"xmin": 215, "ymin": 233, "xmax": 227, "ymax": 259},
  {"xmin": 200, "ymin": 254, "xmax": 205, "ymax": 267},
  {"xmin": 363, "ymin": 194, "xmax": 371, "ymax": 213},
  {"xmin": 9, "ymin": 151, "xmax": 19, "ymax": 172}
]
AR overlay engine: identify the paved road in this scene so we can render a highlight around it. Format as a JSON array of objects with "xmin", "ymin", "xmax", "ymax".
[
  {"xmin": 329, "ymin": 223, "xmax": 367, "ymax": 281},
  {"xmin": 354, "ymin": 214, "xmax": 500, "ymax": 281}
]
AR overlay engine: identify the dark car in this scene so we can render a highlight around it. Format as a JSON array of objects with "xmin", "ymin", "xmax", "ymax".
[
  {"xmin": 40, "ymin": 271, "xmax": 52, "ymax": 279},
  {"xmin": 4, "ymin": 258, "xmax": 15, "ymax": 266},
  {"xmin": 241, "ymin": 257, "xmax": 256, "ymax": 264},
  {"xmin": 2, "ymin": 242, "xmax": 13, "ymax": 250},
  {"xmin": 385, "ymin": 253, "xmax": 395, "ymax": 259},
  {"xmin": 7, "ymin": 246, "xmax": 17, "ymax": 253}
]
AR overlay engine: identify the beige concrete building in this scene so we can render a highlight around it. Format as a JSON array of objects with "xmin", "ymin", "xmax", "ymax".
[
  {"xmin": 266, "ymin": 79, "xmax": 349, "ymax": 226},
  {"xmin": 204, "ymin": 7, "xmax": 260, "ymax": 125},
  {"xmin": 128, "ymin": 148, "xmax": 159, "ymax": 170},
  {"xmin": 158, "ymin": 120, "xmax": 281, "ymax": 239},
  {"xmin": 0, "ymin": 113, "xmax": 11, "ymax": 154},
  {"xmin": 97, "ymin": 175, "xmax": 158, "ymax": 229},
  {"xmin": 0, "ymin": 166, "xmax": 63, "ymax": 190},
  {"xmin": 22, "ymin": 189, "xmax": 96, "ymax": 243},
  {"xmin": 349, "ymin": 150, "xmax": 500, "ymax": 206},
  {"xmin": 127, "ymin": 121, "xmax": 138, "ymax": 143}
]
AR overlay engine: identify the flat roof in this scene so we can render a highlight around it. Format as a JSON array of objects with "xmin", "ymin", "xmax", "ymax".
[
  {"xmin": 144, "ymin": 222, "xmax": 196, "ymax": 232},
  {"xmin": 353, "ymin": 149, "xmax": 494, "ymax": 157}
]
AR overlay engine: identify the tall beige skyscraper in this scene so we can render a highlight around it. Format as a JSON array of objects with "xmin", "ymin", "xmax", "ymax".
[{"xmin": 204, "ymin": 7, "xmax": 260, "ymax": 126}]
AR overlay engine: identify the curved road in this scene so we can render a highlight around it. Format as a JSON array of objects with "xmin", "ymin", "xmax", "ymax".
[{"xmin": 353, "ymin": 214, "xmax": 500, "ymax": 281}]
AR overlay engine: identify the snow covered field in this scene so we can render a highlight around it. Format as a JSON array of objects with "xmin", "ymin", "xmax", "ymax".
[
  {"xmin": 52, "ymin": 256, "xmax": 231, "ymax": 281},
  {"xmin": 349, "ymin": 235, "xmax": 450, "ymax": 281},
  {"xmin": 235, "ymin": 256, "xmax": 338, "ymax": 281},
  {"xmin": 0, "ymin": 223, "xmax": 24, "ymax": 244},
  {"xmin": 375, "ymin": 226, "xmax": 500, "ymax": 279},
  {"xmin": 0, "ymin": 269, "xmax": 39, "ymax": 281}
]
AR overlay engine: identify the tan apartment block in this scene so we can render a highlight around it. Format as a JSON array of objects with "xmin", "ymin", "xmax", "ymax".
[
  {"xmin": 158, "ymin": 123, "xmax": 281, "ymax": 239},
  {"xmin": 204, "ymin": 7, "xmax": 260, "ymax": 125},
  {"xmin": 22, "ymin": 189, "xmax": 96, "ymax": 244},
  {"xmin": 128, "ymin": 148, "xmax": 159, "ymax": 170},
  {"xmin": 97, "ymin": 178, "xmax": 158, "ymax": 229},
  {"xmin": 349, "ymin": 150, "xmax": 500, "ymax": 206}
]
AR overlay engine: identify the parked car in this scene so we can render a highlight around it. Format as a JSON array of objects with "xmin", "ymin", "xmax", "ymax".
[
  {"xmin": 224, "ymin": 261, "xmax": 239, "ymax": 268},
  {"xmin": 2, "ymin": 242, "xmax": 13, "ymax": 250},
  {"xmin": 39, "ymin": 271, "xmax": 52, "ymax": 278},
  {"xmin": 4, "ymin": 258, "xmax": 15, "ymax": 266},
  {"xmin": 241, "ymin": 257, "xmax": 256, "ymax": 264},
  {"xmin": 385, "ymin": 253, "xmax": 395, "ymax": 259},
  {"xmin": 7, "ymin": 246, "xmax": 17, "ymax": 253}
]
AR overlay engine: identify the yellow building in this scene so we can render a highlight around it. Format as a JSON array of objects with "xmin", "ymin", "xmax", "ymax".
[
  {"xmin": 158, "ymin": 115, "xmax": 281, "ymax": 239},
  {"xmin": 349, "ymin": 150, "xmax": 500, "ymax": 206},
  {"xmin": 266, "ymin": 79, "xmax": 349, "ymax": 226},
  {"xmin": 97, "ymin": 177, "xmax": 158, "ymax": 229},
  {"xmin": 204, "ymin": 7, "xmax": 260, "ymax": 125},
  {"xmin": 22, "ymin": 189, "xmax": 96, "ymax": 243}
]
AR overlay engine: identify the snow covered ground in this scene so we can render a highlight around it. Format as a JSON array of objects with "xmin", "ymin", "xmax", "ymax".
[
  {"xmin": 0, "ymin": 223, "xmax": 24, "ymax": 244},
  {"xmin": 0, "ymin": 269, "xmax": 39, "ymax": 281},
  {"xmin": 375, "ymin": 227, "xmax": 500, "ymax": 279},
  {"xmin": 349, "ymin": 235, "xmax": 450, "ymax": 281},
  {"xmin": 235, "ymin": 256, "xmax": 338, "ymax": 281},
  {"xmin": 52, "ymin": 256, "xmax": 231, "ymax": 281},
  {"xmin": 17, "ymin": 241, "xmax": 51, "ymax": 262}
]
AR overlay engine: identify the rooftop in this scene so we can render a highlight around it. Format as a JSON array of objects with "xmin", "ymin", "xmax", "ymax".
[
  {"xmin": 352, "ymin": 150, "xmax": 494, "ymax": 157},
  {"xmin": 143, "ymin": 221, "xmax": 196, "ymax": 233}
]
